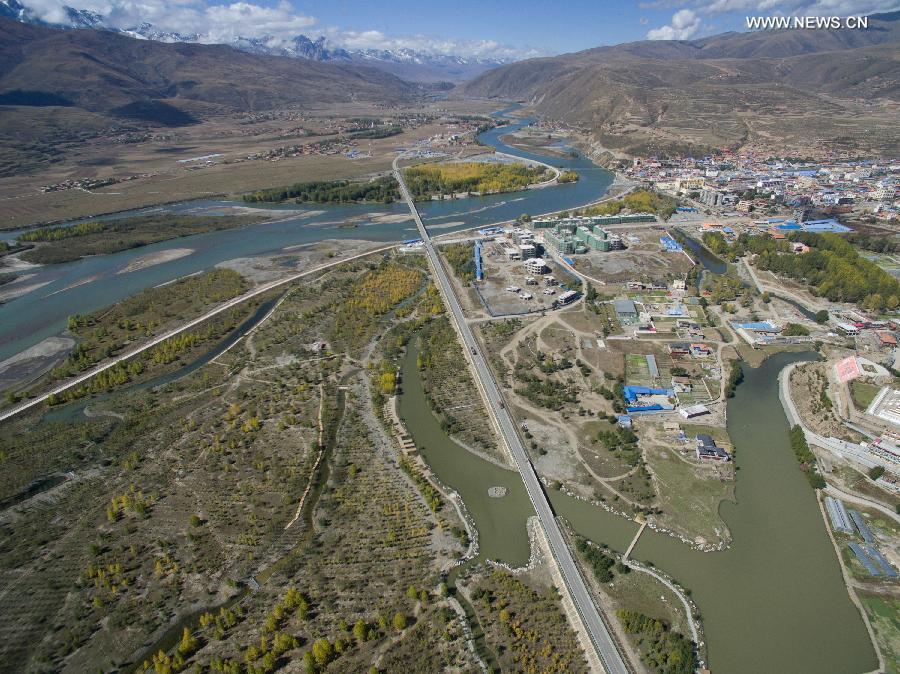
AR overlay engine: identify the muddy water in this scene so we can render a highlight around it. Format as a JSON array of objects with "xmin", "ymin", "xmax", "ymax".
[{"xmin": 398, "ymin": 346, "xmax": 877, "ymax": 674}]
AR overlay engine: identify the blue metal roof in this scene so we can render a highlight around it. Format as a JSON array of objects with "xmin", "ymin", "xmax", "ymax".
[{"xmin": 474, "ymin": 241, "xmax": 483, "ymax": 281}]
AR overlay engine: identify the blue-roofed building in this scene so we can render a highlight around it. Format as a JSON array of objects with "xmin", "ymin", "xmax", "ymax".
[
  {"xmin": 696, "ymin": 434, "xmax": 730, "ymax": 461},
  {"xmin": 474, "ymin": 241, "xmax": 483, "ymax": 281},
  {"xmin": 773, "ymin": 218, "xmax": 851, "ymax": 234},
  {"xmin": 622, "ymin": 386, "xmax": 674, "ymax": 402},
  {"xmin": 801, "ymin": 219, "xmax": 852, "ymax": 233},
  {"xmin": 826, "ymin": 497, "xmax": 855, "ymax": 534},
  {"xmin": 865, "ymin": 545, "xmax": 898, "ymax": 578},
  {"xmin": 848, "ymin": 509, "xmax": 874, "ymax": 544},
  {"xmin": 849, "ymin": 543, "xmax": 882, "ymax": 576},
  {"xmin": 660, "ymin": 236, "xmax": 683, "ymax": 252},
  {"xmin": 731, "ymin": 321, "xmax": 781, "ymax": 333}
]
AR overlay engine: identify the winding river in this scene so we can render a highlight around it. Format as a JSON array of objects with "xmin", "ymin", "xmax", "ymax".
[
  {"xmin": 399, "ymin": 345, "xmax": 877, "ymax": 674},
  {"xmin": 0, "ymin": 109, "xmax": 611, "ymax": 363}
]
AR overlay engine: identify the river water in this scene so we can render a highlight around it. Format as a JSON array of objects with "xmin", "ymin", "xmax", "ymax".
[
  {"xmin": 0, "ymin": 111, "xmax": 611, "ymax": 362},
  {"xmin": 398, "ymin": 346, "xmax": 877, "ymax": 674}
]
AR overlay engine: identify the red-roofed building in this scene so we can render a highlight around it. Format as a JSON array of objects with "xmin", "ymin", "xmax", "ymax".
[{"xmin": 877, "ymin": 331, "xmax": 898, "ymax": 347}]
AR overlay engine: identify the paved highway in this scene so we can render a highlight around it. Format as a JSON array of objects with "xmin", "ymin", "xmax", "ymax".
[{"xmin": 392, "ymin": 156, "xmax": 628, "ymax": 674}]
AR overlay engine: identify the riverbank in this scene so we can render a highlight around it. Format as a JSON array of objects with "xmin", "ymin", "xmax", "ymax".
[
  {"xmin": 399, "ymin": 336, "xmax": 877, "ymax": 673},
  {"xmin": 778, "ymin": 359, "xmax": 897, "ymax": 672}
]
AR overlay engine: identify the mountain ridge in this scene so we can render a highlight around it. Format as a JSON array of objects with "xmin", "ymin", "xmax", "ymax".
[
  {"xmin": 0, "ymin": 0, "xmax": 507, "ymax": 82},
  {"xmin": 0, "ymin": 17, "xmax": 418, "ymax": 119},
  {"xmin": 459, "ymin": 12, "xmax": 900, "ymax": 157}
]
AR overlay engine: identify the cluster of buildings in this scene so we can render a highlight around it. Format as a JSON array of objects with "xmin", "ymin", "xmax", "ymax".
[
  {"xmin": 531, "ymin": 213, "xmax": 654, "ymax": 254},
  {"xmin": 40, "ymin": 175, "xmax": 142, "ymax": 193},
  {"xmin": 241, "ymin": 138, "xmax": 355, "ymax": 163},
  {"xmin": 498, "ymin": 226, "xmax": 543, "ymax": 262},
  {"xmin": 425, "ymin": 115, "xmax": 500, "ymax": 148},
  {"xmin": 825, "ymin": 496, "xmax": 897, "ymax": 578},
  {"xmin": 626, "ymin": 155, "xmax": 898, "ymax": 222}
]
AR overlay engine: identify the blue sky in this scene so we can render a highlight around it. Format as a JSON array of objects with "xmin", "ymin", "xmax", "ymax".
[
  {"xmin": 275, "ymin": 0, "xmax": 899, "ymax": 53},
  {"xmin": 23, "ymin": 0, "xmax": 900, "ymax": 58},
  {"xmin": 301, "ymin": 0, "xmax": 673, "ymax": 54}
]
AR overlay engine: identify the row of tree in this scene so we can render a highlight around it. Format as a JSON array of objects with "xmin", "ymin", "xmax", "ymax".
[
  {"xmin": 18, "ymin": 220, "xmax": 106, "ymax": 242},
  {"xmin": 404, "ymin": 162, "xmax": 547, "ymax": 200},
  {"xmin": 243, "ymin": 176, "xmax": 400, "ymax": 204},
  {"xmin": 789, "ymin": 425, "xmax": 826, "ymax": 489}
]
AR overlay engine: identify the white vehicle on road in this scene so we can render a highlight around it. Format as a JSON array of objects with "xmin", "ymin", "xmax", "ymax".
[
  {"xmin": 505, "ymin": 286, "xmax": 521, "ymax": 293},
  {"xmin": 519, "ymin": 292, "xmax": 533, "ymax": 300},
  {"xmin": 543, "ymin": 288, "xmax": 556, "ymax": 295}
]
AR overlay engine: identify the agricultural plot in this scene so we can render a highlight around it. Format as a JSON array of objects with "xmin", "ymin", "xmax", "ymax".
[
  {"xmin": 850, "ymin": 380, "xmax": 882, "ymax": 411},
  {"xmin": 625, "ymin": 352, "xmax": 673, "ymax": 388}
]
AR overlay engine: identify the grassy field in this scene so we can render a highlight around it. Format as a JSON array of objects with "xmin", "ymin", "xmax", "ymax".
[
  {"xmin": 576, "ymin": 419, "xmax": 638, "ymax": 479},
  {"xmin": 644, "ymin": 442, "xmax": 734, "ymax": 545},
  {"xmin": 572, "ymin": 532, "xmax": 699, "ymax": 671},
  {"xmin": 851, "ymin": 380, "xmax": 882, "ymax": 411},
  {"xmin": 0, "ymin": 105, "xmax": 445, "ymax": 230},
  {"xmin": 860, "ymin": 594, "xmax": 900, "ymax": 673}
]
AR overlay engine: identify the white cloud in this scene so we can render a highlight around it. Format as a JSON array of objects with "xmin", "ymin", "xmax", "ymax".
[
  {"xmin": 17, "ymin": 0, "xmax": 540, "ymax": 60},
  {"xmin": 646, "ymin": 8, "xmax": 702, "ymax": 39},
  {"xmin": 324, "ymin": 28, "xmax": 541, "ymax": 60},
  {"xmin": 641, "ymin": 0, "xmax": 900, "ymax": 17}
]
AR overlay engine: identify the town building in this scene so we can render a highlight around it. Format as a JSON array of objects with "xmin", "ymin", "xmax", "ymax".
[
  {"xmin": 614, "ymin": 299, "xmax": 638, "ymax": 321},
  {"xmin": 696, "ymin": 434, "xmax": 730, "ymax": 461},
  {"xmin": 680, "ymin": 404, "xmax": 710, "ymax": 419}
]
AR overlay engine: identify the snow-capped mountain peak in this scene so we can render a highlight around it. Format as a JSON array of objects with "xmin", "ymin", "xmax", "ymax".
[{"xmin": 1, "ymin": 2, "xmax": 514, "ymax": 82}]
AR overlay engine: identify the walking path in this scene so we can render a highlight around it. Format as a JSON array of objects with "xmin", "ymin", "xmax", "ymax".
[
  {"xmin": 623, "ymin": 560, "xmax": 700, "ymax": 647},
  {"xmin": 284, "ymin": 383, "xmax": 327, "ymax": 530},
  {"xmin": 622, "ymin": 521, "xmax": 647, "ymax": 561}
]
